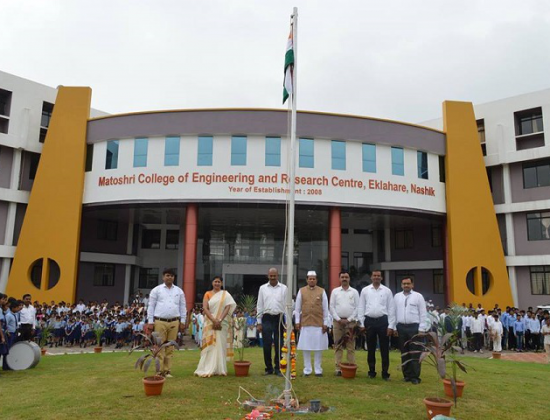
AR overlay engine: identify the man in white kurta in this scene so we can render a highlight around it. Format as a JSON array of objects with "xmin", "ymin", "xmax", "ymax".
[{"xmin": 295, "ymin": 271, "xmax": 329, "ymax": 376}]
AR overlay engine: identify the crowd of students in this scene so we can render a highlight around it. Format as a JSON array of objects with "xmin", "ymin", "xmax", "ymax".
[{"xmin": 1, "ymin": 291, "xmax": 549, "ymax": 367}]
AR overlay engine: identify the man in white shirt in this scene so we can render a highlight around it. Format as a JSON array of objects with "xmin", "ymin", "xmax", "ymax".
[
  {"xmin": 329, "ymin": 270, "xmax": 359, "ymax": 376},
  {"xmin": 146, "ymin": 269, "xmax": 187, "ymax": 378},
  {"xmin": 295, "ymin": 271, "xmax": 330, "ymax": 377},
  {"xmin": 393, "ymin": 277, "xmax": 427, "ymax": 385},
  {"xmin": 358, "ymin": 270, "xmax": 395, "ymax": 380},
  {"xmin": 542, "ymin": 317, "xmax": 550, "ymax": 363},
  {"xmin": 256, "ymin": 267, "xmax": 288, "ymax": 376},
  {"xmin": 19, "ymin": 294, "xmax": 36, "ymax": 341}
]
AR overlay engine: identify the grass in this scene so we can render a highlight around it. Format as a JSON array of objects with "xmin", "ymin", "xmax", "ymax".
[{"xmin": 0, "ymin": 347, "xmax": 547, "ymax": 420}]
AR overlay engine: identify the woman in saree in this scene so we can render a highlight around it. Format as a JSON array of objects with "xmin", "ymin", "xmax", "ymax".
[{"xmin": 194, "ymin": 276, "xmax": 237, "ymax": 377}]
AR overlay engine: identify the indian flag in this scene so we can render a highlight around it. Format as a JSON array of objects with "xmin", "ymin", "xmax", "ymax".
[{"xmin": 283, "ymin": 25, "xmax": 294, "ymax": 104}]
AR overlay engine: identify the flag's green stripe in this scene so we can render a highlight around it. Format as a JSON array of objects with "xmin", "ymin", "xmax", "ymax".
[
  {"xmin": 283, "ymin": 88, "xmax": 289, "ymax": 104},
  {"xmin": 284, "ymin": 49, "xmax": 294, "ymax": 70}
]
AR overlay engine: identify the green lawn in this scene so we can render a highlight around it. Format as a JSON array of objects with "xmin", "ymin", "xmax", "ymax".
[{"xmin": 0, "ymin": 348, "xmax": 547, "ymax": 419}]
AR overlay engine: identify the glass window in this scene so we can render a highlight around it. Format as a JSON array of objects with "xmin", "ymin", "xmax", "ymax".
[
  {"xmin": 41, "ymin": 102, "xmax": 54, "ymax": 128},
  {"xmin": 133, "ymin": 138, "xmax": 148, "ymax": 168},
  {"xmin": 417, "ymin": 151, "xmax": 428, "ymax": 179},
  {"xmin": 362, "ymin": 143, "xmax": 376, "ymax": 173},
  {"xmin": 331, "ymin": 140, "xmax": 346, "ymax": 170},
  {"xmin": 164, "ymin": 136, "xmax": 180, "ymax": 166},
  {"xmin": 341, "ymin": 252, "xmax": 349, "ymax": 271},
  {"xmin": 139, "ymin": 267, "xmax": 159, "ymax": 289},
  {"xmin": 439, "ymin": 156, "xmax": 446, "ymax": 183},
  {"xmin": 530, "ymin": 266, "xmax": 550, "ymax": 295},
  {"xmin": 141, "ymin": 228, "xmax": 161, "ymax": 249},
  {"xmin": 395, "ymin": 229, "xmax": 414, "ymax": 249},
  {"xmin": 391, "ymin": 147, "xmax": 404, "ymax": 176},
  {"xmin": 166, "ymin": 230, "xmax": 179, "ymax": 250},
  {"xmin": 106, "ymin": 140, "xmax": 119, "ymax": 170},
  {"xmin": 431, "ymin": 225, "xmax": 442, "ymax": 247},
  {"xmin": 93, "ymin": 264, "xmax": 115, "ymax": 287},
  {"xmin": 0, "ymin": 89, "xmax": 12, "ymax": 117},
  {"xmin": 527, "ymin": 212, "xmax": 550, "ymax": 241},
  {"xmin": 85, "ymin": 144, "xmax": 94, "ymax": 172},
  {"xmin": 516, "ymin": 108, "xmax": 544, "ymax": 135},
  {"xmin": 198, "ymin": 136, "xmax": 213, "ymax": 166},
  {"xmin": 299, "ymin": 138, "xmax": 314, "ymax": 168},
  {"xmin": 433, "ymin": 269, "xmax": 445, "ymax": 294},
  {"xmin": 231, "ymin": 136, "xmax": 247, "ymax": 166},
  {"xmin": 523, "ymin": 159, "xmax": 550, "ymax": 188},
  {"xmin": 97, "ymin": 220, "xmax": 118, "ymax": 241},
  {"xmin": 265, "ymin": 137, "xmax": 281, "ymax": 167},
  {"xmin": 29, "ymin": 153, "xmax": 40, "ymax": 180}
]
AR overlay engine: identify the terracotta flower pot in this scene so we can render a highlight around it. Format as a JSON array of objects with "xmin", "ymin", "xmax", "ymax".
[
  {"xmin": 443, "ymin": 379, "xmax": 465, "ymax": 398},
  {"xmin": 339, "ymin": 363, "xmax": 357, "ymax": 379},
  {"xmin": 423, "ymin": 397, "xmax": 453, "ymax": 420},
  {"xmin": 492, "ymin": 352, "xmax": 501, "ymax": 359},
  {"xmin": 143, "ymin": 376, "xmax": 166, "ymax": 396},
  {"xmin": 234, "ymin": 361, "xmax": 252, "ymax": 377},
  {"xmin": 40, "ymin": 348, "xmax": 47, "ymax": 356},
  {"xmin": 93, "ymin": 347, "xmax": 103, "ymax": 354}
]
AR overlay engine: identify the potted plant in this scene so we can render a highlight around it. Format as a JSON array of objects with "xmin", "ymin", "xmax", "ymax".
[
  {"xmin": 130, "ymin": 331, "xmax": 179, "ymax": 396},
  {"xmin": 93, "ymin": 326, "xmax": 105, "ymax": 353},
  {"xmin": 233, "ymin": 295, "xmax": 257, "ymax": 377},
  {"xmin": 39, "ymin": 325, "xmax": 53, "ymax": 356},
  {"xmin": 336, "ymin": 324, "xmax": 362, "ymax": 379},
  {"xmin": 403, "ymin": 331, "xmax": 462, "ymax": 419}
]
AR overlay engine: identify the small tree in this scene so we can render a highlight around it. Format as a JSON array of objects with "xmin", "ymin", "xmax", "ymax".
[
  {"xmin": 94, "ymin": 326, "xmax": 105, "ymax": 347},
  {"xmin": 131, "ymin": 332, "xmax": 179, "ymax": 378},
  {"xmin": 39, "ymin": 325, "xmax": 53, "ymax": 349},
  {"xmin": 233, "ymin": 295, "xmax": 257, "ymax": 362}
]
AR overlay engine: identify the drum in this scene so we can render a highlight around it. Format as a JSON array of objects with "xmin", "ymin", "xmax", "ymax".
[{"xmin": 6, "ymin": 341, "xmax": 41, "ymax": 370}]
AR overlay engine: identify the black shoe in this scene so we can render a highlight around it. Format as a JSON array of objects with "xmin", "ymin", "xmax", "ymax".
[
  {"xmin": 274, "ymin": 371, "xmax": 283, "ymax": 377},
  {"xmin": 303, "ymin": 373, "xmax": 311, "ymax": 377},
  {"xmin": 368, "ymin": 373, "xmax": 376, "ymax": 379},
  {"xmin": 315, "ymin": 373, "xmax": 323, "ymax": 377},
  {"xmin": 382, "ymin": 377, "xmax": 390, "ymax": 381},
  {"xmin": 403, "ymin": 378, "xmax": 411, "ymax": 382},
  {"xmin": 410, "ymin": 378, "xmax": 421, "ymax": 385},
  {"xmin": 264, "ymin": 371, "xmax": 274, "ymax": 376}
]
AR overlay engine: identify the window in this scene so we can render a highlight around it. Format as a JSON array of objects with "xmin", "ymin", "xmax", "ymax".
[
  {"xmin": 105, "ymin": 140, "xmax": 119, "ymax": 170},
  {"xmin": 433, "ymin": 269, "xmax": 445, "ymax": 294},
  {"xmin": 523, "ymin": 159, "xmax": 550, "ymax": 189},
  {"xmin": 331, "ymin": 140, "xmax": 346, "ymax": 170},
  {"xmin": 93, "ymin": 264, "xmax": 115, "ymax": 287},
  {"xmin": 164, "ymin": 136, "xmax": 180, "ymax": 166},
  {"xmin": 139, "ymin": 267, "xmax": 159, "ymax": 289},
  {"xmin": 141, "ymin": 229, "xmax": 161, "ymax": 249},
  {"xmin": 391, "ymin": 147, "xmax": 404, "ymax": 176},
  {"xmin": 198, "ymin": 136, "xmax": 213, "ymax": 166},
  {"xmin": 0, "ymin": 89, "xmax": 12, "ymax": 134},
  {"xmin": 299, "ymin": 138, "xmax": 314, "ymax": 168},
  {"xmin": 341, "ymin": 252, "xmax": 349, "ymax": 270},
  {"xmin": 265, "ymin": 137, "xmax": 281, "ymax": 167},
  {"xmin": 526, "ymin": 212, "xmax": 550, "ymax": 241},
  {"xmin": 133, "ymin": 138, "xmax": 148, "ymax": 168},
  {"xmin": 431, "ymin": 225, "xmax": 442, "ymax": 247},
  {"xmin": 97, "ymin": 220, "xmax": 118, "ymax": 241},
  {"xmin": 516, "ymin": 108, "xmax": 543, "ymax": 136},
  {"xmin": 362, "ymin": 143, "xmax": 376, "ymax": 173},
  {"xmin": 477, "ymin": 119, "xmax": 486, "ymax": 156},
  {"xmin": 85, "ymin": 144, "xmax": 94, "ymax": 172},
  {"xmin": 29, "ymin": 153, "xmax": 40, "ymax": 180},
  {"xmin": 166, "ymin": 230, "xmax": 179, "ymax": 250},
  {"xmin": 530, "ymin": 266, "xmax": 550, "ymax": 295},
  {"xmin": 395, "ymin": 229, "xmax": 414, "ymax": 249},
  {"xmin": 231, "ymin": 136, "xmax": 247, "ymax": 166},
  {"xmin": 41, "ymin": 102, "xmax": 54, "ymax": 128},
  {"xmin": 439, "ymin": 156, "xmax": 446, "ymax": 183},
  {"xmin": 417, "ymin": 151, "xmax": 428, "ymax": 179}
]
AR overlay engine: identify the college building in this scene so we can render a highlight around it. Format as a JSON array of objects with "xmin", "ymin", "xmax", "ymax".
[{"xmin": 1, "ymin": 70, "xmax": 546, "ymax": 309}]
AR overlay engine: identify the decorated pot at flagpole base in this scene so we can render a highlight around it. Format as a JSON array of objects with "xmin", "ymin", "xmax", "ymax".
[
  {"xmin": 423, "ymin": 397, "xmax": 453, "ymax": 419},
  {"xmin": 234, "ymin": 361, "xmax": 252, "ymax": 377},
  {"xmin": 143, "ymin": 376, "xmax": 166, "ymax": 396},
  {"xmin": 339, "ymin": 362, "xmax": 357, "ymax": 379}
]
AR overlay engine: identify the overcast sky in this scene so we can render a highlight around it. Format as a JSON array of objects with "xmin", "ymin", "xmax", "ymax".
[{"xmin": 1, "ymin": 0, "xmax": 549, "ymax": 123}]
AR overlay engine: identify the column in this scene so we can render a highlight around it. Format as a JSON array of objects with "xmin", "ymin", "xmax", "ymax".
[
  {"xmin": 123, "ymin": 209, "xmax": 135, "ymax": 305},
  {"xmin": 183, "ymin": 204, "xmax": 198, "ymax": 310},
  {"xmin": 328, "ymin": 207, "xmax": 341, "ymax": 293}
]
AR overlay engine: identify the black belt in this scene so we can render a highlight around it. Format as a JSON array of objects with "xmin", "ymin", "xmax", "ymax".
[
  {"xmin": 154, "ymin": 317, "xmax": 179, "ymax": 322},
  {"xmin": 365, "ymin": 315, "xmax": 388, "ymax": 320}
]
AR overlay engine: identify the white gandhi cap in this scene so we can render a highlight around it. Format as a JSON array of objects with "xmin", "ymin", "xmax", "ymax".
[{"xmin": 307, "ymin": 270, "xmax": 317, "ymax": 277}]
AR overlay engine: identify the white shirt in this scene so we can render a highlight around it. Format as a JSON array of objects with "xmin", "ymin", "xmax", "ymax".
[
  {"xmin": 542, "ymin": 324, "xmax": 550, "ymax": 345},
  {"xmin": 528, "ymin": 318, "xmax": 541, "ymax": 333},
  {"xmin": 147, "ymin": 283, "xmax": 187, "ymax": 324},
  {"xmin": 75, "ymin": 303, "xmax": 86, "ymax": 313},
  {"xmin": 329, "ymin": 286, "xmax": 359, "ymax": 322},
  {"xmin": 19, "ymin": 305, "xmax": 36, "ymax": 327},
  {"xmin": 357, "ymin": 284, "xmax": 396, "ymax": 328},
  {"xmin": 256, "ymin": 281, "xmax": 288, "ymax": 324},
  {"xmin": 478, "ymin": 314, "xmax": 487, "ymax": 330},
  {"xmin": 393, "ymin": 290, "xmax": 428, "ymax": 331},
  {"xmin": 490, "ymin": 320, "xmax": 503, "ymax": 336},
  {"xmin": 471, "ymin": 318, "xmax": 484, "ymax": 334},
  {"xmin": 294, "ymin": 288, "xmax": 330, "ymax": 327}
]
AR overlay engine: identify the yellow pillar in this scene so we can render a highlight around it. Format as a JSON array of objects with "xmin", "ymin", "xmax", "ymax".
[
  {"xmin": 6, "ymin": 87, "xmax": 91, "ymax": 303},
  {"xmin": 443, "ymin": 101, "xmax": 513, "ymax": 308}
]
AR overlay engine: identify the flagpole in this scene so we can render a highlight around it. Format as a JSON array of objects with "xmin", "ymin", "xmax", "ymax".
[{"xmin": 284, "ymin": 6, "xmax": 297, "ymax": 407}]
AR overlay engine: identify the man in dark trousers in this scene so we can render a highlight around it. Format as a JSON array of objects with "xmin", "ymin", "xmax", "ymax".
[{"xmin": 256, "ymin": 267, "xmax": 287, "ymax": 376}]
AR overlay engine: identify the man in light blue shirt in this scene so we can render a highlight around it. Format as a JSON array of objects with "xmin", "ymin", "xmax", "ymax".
[{"xmin": 513, "ymin": 315, "xmax": 525, "ymax": 352}]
